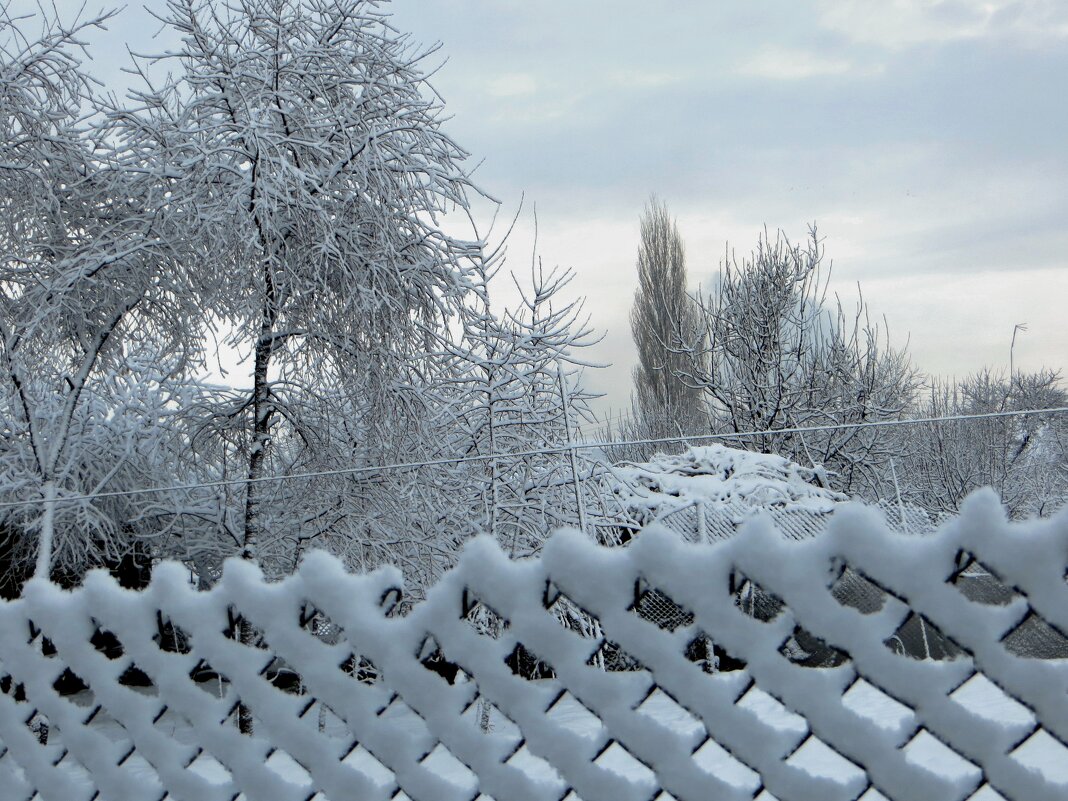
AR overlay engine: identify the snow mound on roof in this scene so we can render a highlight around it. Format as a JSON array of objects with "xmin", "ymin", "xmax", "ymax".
[{"xmin": 615, "ymin": 444, "xmax": 846, "ymax": 514}]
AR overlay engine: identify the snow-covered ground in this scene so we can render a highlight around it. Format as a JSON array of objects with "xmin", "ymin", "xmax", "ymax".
[{"xmin": 28, "ymin": 665, "xmax": 1068, "ymax": 801}]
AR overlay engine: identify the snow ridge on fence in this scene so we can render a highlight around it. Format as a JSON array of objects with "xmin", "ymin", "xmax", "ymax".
[{"xmin": 1, "ymin": 490, "xmax": 1067, "ymax": 801}]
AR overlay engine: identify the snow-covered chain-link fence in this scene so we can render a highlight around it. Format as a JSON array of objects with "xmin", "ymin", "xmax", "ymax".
[{"xmin": 1, "ymin": 490, "xmax": 1067, "ymax": 801}]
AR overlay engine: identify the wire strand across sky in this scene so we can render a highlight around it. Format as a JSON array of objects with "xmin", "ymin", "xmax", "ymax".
[{"xmin": 1, "ymin": 406, "xmax": 1066, "ymax": 512}]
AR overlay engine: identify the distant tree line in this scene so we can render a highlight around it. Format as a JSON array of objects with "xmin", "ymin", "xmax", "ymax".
[{"xmin": 625, "ymin": 199, "xmax": 1067, "ymax": 517}]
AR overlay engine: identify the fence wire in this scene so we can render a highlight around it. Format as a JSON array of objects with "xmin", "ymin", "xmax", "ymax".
[{"xmin": 1, "ymin": 406, "xmax": 1065, "ymax": 512}]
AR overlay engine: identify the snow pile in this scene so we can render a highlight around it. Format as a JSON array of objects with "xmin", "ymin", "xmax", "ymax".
[
  {"xmin": 608, "ymin": 444, "xmax": 941, "ymax": 542},
  {"xmin": 0, "ymin": 490, "xmax": 1066, "ymax": 800},
  {"xmin": 609, "ymin": 444, "xmax": 848, "ymax": 541},
  {"xmin": 616, "ymin": 444, "xmax": 844, "ymax": 510}
]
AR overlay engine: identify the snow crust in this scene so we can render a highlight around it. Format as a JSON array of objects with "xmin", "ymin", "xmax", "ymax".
[{"xmin": 0, "ymin": 489, "xmax": 1065, "ymax": 800}]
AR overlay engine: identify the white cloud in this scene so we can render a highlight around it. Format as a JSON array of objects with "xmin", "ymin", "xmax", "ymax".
[
  {"xmin": 485, "ymin": 72, "xmax": 538, "ymax": 97},
  {"xmin": 736, "ymin": 46, "xmax": 857, "ymax": 80},
  {"xmin": 817, "ymin": 0, "xmax": 1068, "ymax": 49}
]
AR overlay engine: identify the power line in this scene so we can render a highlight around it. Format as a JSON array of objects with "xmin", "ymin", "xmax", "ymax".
[{"xmin": 1, "ymin": 406, "xmax": 1066, "ymax": 512}]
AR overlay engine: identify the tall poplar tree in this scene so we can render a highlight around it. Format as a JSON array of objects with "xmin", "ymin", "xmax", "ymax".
[{"xmin": 629, "ymin": 197, "xmax": 705, "ymax": 442}]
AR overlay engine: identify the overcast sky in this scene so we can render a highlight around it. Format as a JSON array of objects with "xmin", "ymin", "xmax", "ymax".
[{"xmin": 56, "ymin": 0, "xmax": 1068, "ymax": 418}]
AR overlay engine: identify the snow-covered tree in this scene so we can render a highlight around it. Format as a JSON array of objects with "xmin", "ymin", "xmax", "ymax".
[
  {"xmin": 900, "ymin": 369, "xmax": 1068, "ymax": 518},
  {"xmin": 676, "ymin": 228, "xmax": 918, "ymax": 497},
  {"xmin": 0, "ymin": 7, "xmax": 204, "ymax": 580},
  {"xmin": 447, "ymin": 262, "xmax": 606, "ymax": 555},
  {"xmin": 0, "ymin": 1, "xmax": 628, "ymax": 598},
  {"xmin": 113, "ymin": 0, "xmax": 486, "ymax": 565}
]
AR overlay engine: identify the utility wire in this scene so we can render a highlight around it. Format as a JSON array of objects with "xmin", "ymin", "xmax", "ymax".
[{"xmin": 1, "ymin": 406, "xmax": 1066, "ymax": 511}]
